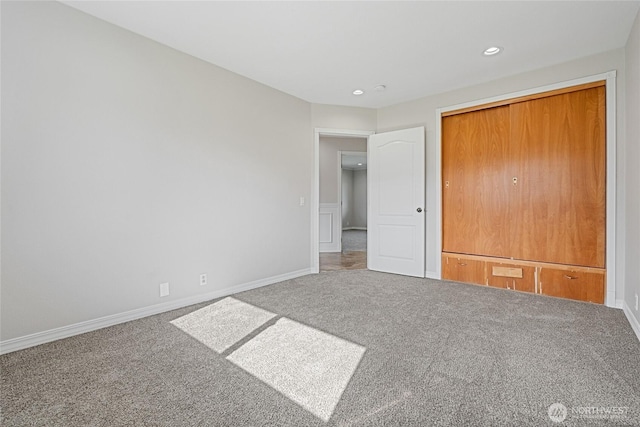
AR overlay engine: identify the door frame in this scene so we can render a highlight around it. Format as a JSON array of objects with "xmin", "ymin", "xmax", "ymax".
[
  {"xmin": 313, "ymin": 129, "xmax": 375, "ymax": 273},
  {"xmin": 435, "ymin": 71, "xmax": 618, "ymax": 307}
]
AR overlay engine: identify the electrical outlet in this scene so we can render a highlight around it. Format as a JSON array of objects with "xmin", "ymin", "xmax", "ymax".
[
  {"xmin": 299, "ymin": 196, "xmax": 305, "ymax": 206},
  {"xmin": 200, "ymin": 273, "xmax": 207, "ymax": 286},
  {"xmin": 635, "ymin": 294, "xmax": 638, "ymax": 311},
  {"xmin": 159, "ymin": 282, "xmax": 169, "ymax": 297}
]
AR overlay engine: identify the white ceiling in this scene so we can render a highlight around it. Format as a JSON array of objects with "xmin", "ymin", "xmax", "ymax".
[
  {"xmin": 342, "ymin": 154, "xmax": 367, "ymax": 171},
  {"xmin": 63, "ymin": 1, "xmax": 640, "ymax": 109}
]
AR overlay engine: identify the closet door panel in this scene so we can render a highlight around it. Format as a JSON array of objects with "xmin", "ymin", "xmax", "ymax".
[
  {"xmin": 510, "ymin": 86, "xmax": 605, "ymax": 268},
  {"xmin": 442, "ymin": 106, "xmax": 511, "ymax": 257}
]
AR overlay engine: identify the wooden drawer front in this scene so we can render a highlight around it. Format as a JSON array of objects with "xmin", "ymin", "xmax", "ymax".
[
  {"xmin": 539, "ymin": 268, "xmax": 604, "ymax": 304},
  {"xmin": 486, "ymin": 262, "xmax": 536, "ymax": 293},
  {"xmin": 442, "ymin": 255, "xmax": 485, "ymax": 286}
]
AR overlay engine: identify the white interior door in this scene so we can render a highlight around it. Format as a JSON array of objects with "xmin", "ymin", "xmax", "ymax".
[{"xmin": 368, "ymin": 127, "xmax": 425, "ymax": 277}]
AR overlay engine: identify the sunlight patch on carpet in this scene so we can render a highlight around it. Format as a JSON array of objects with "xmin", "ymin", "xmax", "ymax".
[
  {"xmin": 170, "ymin": 297, "xmax": 275, "ymax": 353},
  {"xmin": 227, "ymin": 317, "xmax": 366, "ymax": 422}
]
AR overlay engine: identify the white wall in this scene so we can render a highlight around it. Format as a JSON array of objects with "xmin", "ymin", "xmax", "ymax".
[
  {"xmin": 340, "ymin": 168, "xmax": 367, "ymax": 229},
  {"xmin": 311, "ymin": 104, "xmax": 377, "ymax": 131},
  {"xmin": 341, "ymin": 169, "xmax": 354, "ymax": 226},
  {"xmin": 625, "ymin": 10, "xmax": 640, "ymax": 333},
  {"xmin": 319, "ymin": 137, "xmax": 366, "ymax": 204},
  {"xmin": 1, "ymin": 2, "xmax": 312, "ymax": 342},
  {"xmin": 377, "ymin": 49, "xmax": 627, "ymax": 292},
  {"xmin": 352, "ymin": 169, "xmax": 367, "ymax": 229}
]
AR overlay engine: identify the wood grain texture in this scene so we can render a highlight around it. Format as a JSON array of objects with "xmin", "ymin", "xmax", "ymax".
[
  {"xmin": 509, "ymin": 86, "xmax": 606, "ymax": 268},
  {"xmin": 491, "ymin": 266, "xmax": 523, "ymax": 278},
  {"xmin": 539, "ymin": 267, "xmax": 605, "ymax": 304},
  {"xmin": 486, "ymin": 261, "xmax": 536, "ymax": 293},
  {"xmin": 440, "ymin": 252, "xmax": 605, "ymax": 273},
  {"xmin": 442, "ymin": 254, "xmax": 486, "ymax": 285},
  {"xmin": 441, "ymin": 251, "xmax": 605, "ymax": 303},
  {"xmin": 442, "ymin": 81, "xmax": 605, "ymax": 117},
  {"xmin": 320, "ymin": 251, "xmax": 367, "ymax": 271},
  {"xmin": 442, "ymin": 106, "xmax": 511, "ymax": 257}
]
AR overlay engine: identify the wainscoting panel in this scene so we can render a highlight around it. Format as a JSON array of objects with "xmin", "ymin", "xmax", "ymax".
[{"xmin": 320, "ymin": 203, "xmax": 341, "ymax": 253}]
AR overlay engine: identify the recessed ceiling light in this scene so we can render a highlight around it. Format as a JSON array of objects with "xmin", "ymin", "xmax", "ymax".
[
  {"xmin": 483, "ymin": 46, "xmax": 502, "ymax": 56},
  {"xmin": 352, "ymin": 89, "xmax": 364, "ymax": 96},
  {"xmin": 374, "ymin": 85, "xmax": 386, "ymax": 92},
  {"xmin": 357, "ymin": 163, "xmax": 363, "ymax": 166}
]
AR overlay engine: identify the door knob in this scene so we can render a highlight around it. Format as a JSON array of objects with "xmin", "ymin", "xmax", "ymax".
[{"xmin": 417, "ymin": 207, "xmax": 423, "ymax": 213}]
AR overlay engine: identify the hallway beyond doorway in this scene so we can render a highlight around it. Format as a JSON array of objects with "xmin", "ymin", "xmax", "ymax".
[
  {"xmin": 342, "ymin": 230, "xmax": 366, "ymax": 252},
  {"xmin": 320, "ymin": 230, "xmax": 367, "ymax": 271},
  {"xmin": 319, "ymin": 251, "xmax": 366, "ymax": 271}
]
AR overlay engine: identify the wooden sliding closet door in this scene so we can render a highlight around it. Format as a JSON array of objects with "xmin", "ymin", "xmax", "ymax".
[
  {"xmin": 509, "ymin": 86, "xmax": 606, "ymax": 267},
  {"xmin": 442, "ymin": 106, "xmax": 511, "ymax": 258}
]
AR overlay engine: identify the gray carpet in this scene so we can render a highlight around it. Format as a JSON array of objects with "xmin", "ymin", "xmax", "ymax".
[
  {"xmin": 342, "ymin": 230, "xmax": 366, "ymax": 252},
  {"xmin": 2, "ymin": 270, "xmax": 640, "ymax": 426}
]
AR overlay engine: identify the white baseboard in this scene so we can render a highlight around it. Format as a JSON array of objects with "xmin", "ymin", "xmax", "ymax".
[
  {"xmin": 425, "ymin": 270, "xmax": 439, "ymax": 280},
  {"xmin": 0, "ymin": 268, "xmax": 314, "ymax": 355},
  {"xmin": 622, "ymin": 301, "xmax": 640, "ymax": 343}
]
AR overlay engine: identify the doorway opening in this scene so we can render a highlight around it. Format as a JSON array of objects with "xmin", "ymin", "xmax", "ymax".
[
  {"xmin": 312, "ymin": 127, "xmax": 426, "ymax": 277},
  {"xmin": 321, "ymin": 151, "xmax": 368, "ymax": 271},
  {"xmin": 315, "ymin": 131, "xmax": 371, "ymax": 272}
]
